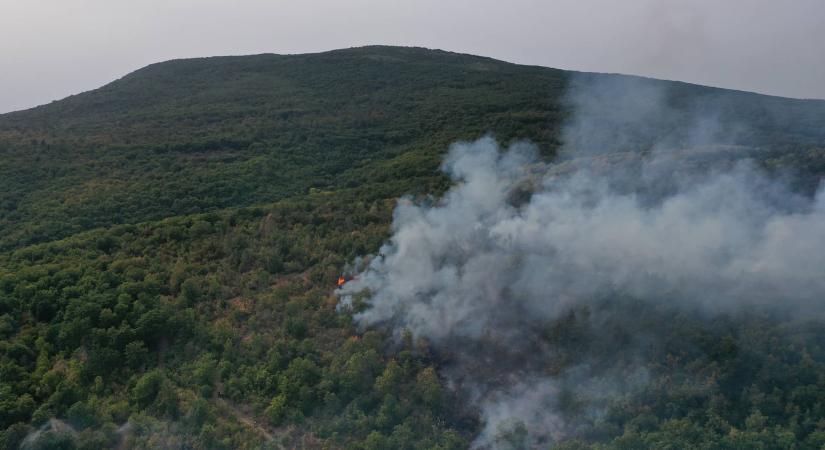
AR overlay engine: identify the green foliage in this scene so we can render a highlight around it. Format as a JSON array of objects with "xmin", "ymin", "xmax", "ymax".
[
  {"xmin": 132, "ymin": 370, "xmax": 164, "ymax": 409},
  {"xmin": 264, "ymin": 395, "xmax": 288, "ymax": 426},
  {"xmin": 0, "ymin": 422, "xmax": 29, "ymax": 450}
]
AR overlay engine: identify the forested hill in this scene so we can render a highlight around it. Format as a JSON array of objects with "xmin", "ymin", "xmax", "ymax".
[
  {"xmin": 2, "ymin": 46, "xmax": 825, "ymax": 449},
  {"xmin": 1, "ymin": 45, "xmax": 824, "ymax": 251}
]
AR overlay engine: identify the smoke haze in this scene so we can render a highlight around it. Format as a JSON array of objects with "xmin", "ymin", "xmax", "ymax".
[{"xmin": 337, "ymin": 78, "xmax": 825, "ymax": 447}]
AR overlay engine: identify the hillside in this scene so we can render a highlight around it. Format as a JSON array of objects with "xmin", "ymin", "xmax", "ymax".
[
  {"xmin": 2, "ymin": 46, "xmax": 824, "ymax": 251},
  {"xmin": 1, "ymin": 46, "xmax": 825, "ymax": 449}
]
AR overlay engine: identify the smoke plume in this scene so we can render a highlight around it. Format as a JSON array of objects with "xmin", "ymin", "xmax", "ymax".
[{"xmin": 337, "ymin": 76, "xmax": 825, "ymax": 447}]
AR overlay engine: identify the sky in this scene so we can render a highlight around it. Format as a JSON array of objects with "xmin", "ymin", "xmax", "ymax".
[{"xmin": 1, "ymin": 0, "xmax": 824, "ymax": 113}]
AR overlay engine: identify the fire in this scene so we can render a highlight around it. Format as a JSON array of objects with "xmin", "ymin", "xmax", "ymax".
[{"xmin": 337, "ymin": 275, "xmax": 346, "ymax": 288}]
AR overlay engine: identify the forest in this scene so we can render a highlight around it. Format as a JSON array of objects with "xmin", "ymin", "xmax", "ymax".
[{"xmin": 1, "ymin": 46, "xmax": 825, "ymax": 449}]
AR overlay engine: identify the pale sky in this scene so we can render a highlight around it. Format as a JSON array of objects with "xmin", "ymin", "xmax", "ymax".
[{"xmin": 1, "ymin": 0, "xmax": 824, "ymax": 113}]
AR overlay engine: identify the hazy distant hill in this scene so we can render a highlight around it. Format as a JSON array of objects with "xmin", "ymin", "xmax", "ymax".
[{"xmin": 1, "ymin": 46, "xmax": 825, "ymax": 449}]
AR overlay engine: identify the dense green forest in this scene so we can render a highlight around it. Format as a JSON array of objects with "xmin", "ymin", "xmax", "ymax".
[{"xmin": 1, "ymin": 46, "xmax": 825, "ymax": 449}]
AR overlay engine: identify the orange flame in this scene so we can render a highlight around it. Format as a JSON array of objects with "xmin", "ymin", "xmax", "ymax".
[{"xmin": 337, "ymin": 276, "xmax": 346, "ymax": 287}]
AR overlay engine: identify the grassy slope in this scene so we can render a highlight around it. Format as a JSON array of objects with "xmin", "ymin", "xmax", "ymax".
[{"xmin": 2, "ymin": 46, "xmax": 825, "ymax": 449}]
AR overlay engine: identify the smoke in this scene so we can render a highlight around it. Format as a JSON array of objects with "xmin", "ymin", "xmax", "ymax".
[
  {"xmin": 337, "ymin": 76, "xmax": 825, "ymax": 447},
  {"xmin": 20, "ymin": 419, "xmax": 77, "ymax": 449},
  {"xmin": 340, "ymin": 137, "xmax": 825, "ymax": 335}
]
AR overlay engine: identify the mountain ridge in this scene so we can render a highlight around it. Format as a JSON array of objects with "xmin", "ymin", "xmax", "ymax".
[
  {"xmin": 4, "ymin": 45, "xmax": 825, "ymax": 120},
  {"xmin": 1, "ymin": 46, "xmax": 824, "ymax": 251}
]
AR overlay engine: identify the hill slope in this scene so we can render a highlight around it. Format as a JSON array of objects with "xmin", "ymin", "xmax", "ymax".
[
  {"xmin": 1, "ymin": 46, "xmax": 825, "ymax": 449},
  {"xmin": 2, "ymin": 46, "xmax": 824, "ymax": 250}
]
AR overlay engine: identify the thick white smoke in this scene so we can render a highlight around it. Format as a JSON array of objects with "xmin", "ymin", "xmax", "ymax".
[
  {"xmin": 337, "ymin": 136, "xmax": 825, "ymax": 446},
  {"xmin": 337, "ymin": 77, "xmax": 825, "ymax": 447},
  {"xmin": 340, "ymin": 137, "xmax": 825, "ymax": 337}
]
